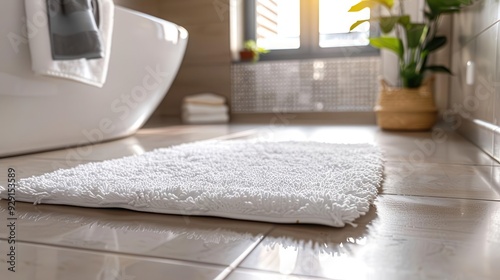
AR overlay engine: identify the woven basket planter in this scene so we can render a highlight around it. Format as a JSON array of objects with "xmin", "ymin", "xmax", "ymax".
[{"xmin": 375, "ymin": 78, "xmax": 437, "ymax": 131}]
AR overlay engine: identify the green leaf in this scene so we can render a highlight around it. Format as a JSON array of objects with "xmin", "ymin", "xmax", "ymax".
[
  {"xmin": 375, "ymin": 16, "xmax": 411, "ymax": 34},
  {"xmin": 424, "ymin": 11, "xmax": 436, "ymax": 20},
  {"xmin": 350, "ymin": 15, "xmax": 409, "ymax": 34},
  {"xmin": 427, "ymin": 0, "xmax": 472, "ymax": 15},
  {"xmin": 437, "ymin": 7, "xmax": 461, "ymax": 13},
  {"xmin": 425, "ymin": 65, "xmax": 453, "ymax": 75},
  {"xmin": 369, "ymin": 37, "xmax": 404, "ymax": 58},
  {"xmin": 406, "ymin": 24, "xmax": 427, "ymax": 48},
  {"xmin": 349, "ymin": 0, "xmax": 393, "ymax": 12},
  {"xmin": 379, "ymin": 17, "xmax": 398, "ymax": 33},
  {"xmin": 256, "ymin": 47, "xmax": 269, "ymax": 54},
  {"xmin": 350, "ymin": 20, "xmax": 370, "ymax": 31},
  {"xmin": 374, "ymin": 0, "xmax": 394, "ymax": 8},
  {"xmin": 424, "ymin": 36, "xmax": 447, "ymax": 52},
  {"xmin": 349, "ymin": 1, "xmax": 379, "ymax": 12},
  {"xmin": 397, "ymin": 15, "xmax": 410, "ymax": 27}
]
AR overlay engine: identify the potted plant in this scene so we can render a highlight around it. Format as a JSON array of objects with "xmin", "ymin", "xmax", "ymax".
[
  {"xmin": 349, "ymin": 0, "xmax": 473, "ymax": 130},
  {"xmin": 239, "ymin": 40, "xmax": 269, "ymax": 62}
]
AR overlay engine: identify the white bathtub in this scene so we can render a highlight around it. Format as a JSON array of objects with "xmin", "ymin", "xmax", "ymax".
[{"xmin": 0, "ymin": 3, "xmax": 188, "ymax": 157}]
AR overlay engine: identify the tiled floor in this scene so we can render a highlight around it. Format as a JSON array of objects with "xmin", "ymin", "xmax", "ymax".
[{"xmin": 1, "ymin": 120, "xmax": 499, "ymax": 279}]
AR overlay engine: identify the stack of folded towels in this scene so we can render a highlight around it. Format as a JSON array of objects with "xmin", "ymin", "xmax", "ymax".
[{"xmin": 182, "ymin": 93, "xmax": 230, "ymax": 124}]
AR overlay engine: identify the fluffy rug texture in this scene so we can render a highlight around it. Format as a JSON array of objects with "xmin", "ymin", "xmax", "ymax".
[{"xmin": 0, "ymin": 140, "xmax": 383, "ymax": 227}]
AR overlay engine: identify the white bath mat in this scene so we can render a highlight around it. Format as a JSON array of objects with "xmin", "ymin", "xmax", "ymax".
[{"xmin": 0, "ymin": 140, "xmax": 383, "ymax": 227}]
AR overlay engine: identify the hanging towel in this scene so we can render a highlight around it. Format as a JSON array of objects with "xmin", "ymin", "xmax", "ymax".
[
  {"xmin": 182, "ymin": 103, "xmax": 229, "ymax": 115},
  {"xmin": 183, "ymin": 93, "xmax": 226, "ymax": 106},
  {"xmin": 25, "ymin": 0, "xmax": 114, "ymax": 87},
  {"xmin": 47, "ymin": 0, "xmax": 103, "ymax": 60}
]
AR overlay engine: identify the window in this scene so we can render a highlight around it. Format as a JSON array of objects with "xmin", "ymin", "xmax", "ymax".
[
  {"xmin": 244, "ymin": 0, "xmax": 378, "ymax": 60},
  {"xmin": 318, "ymin": 0, "xmax": 370, "ymax": 48},
  {"xmin": 255, "ymin": 0, "xmax": 300, "ymax": 50}
]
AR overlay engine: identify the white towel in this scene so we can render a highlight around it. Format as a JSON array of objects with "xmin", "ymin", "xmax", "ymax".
[
  {"xmin": 183, "ymin": 93, "xmax": 226, "ymax": 106},
  {"xmin": 25, "ymin": 0, "xmax": 114, "ymax": 87},
  {"xmin": 182, "ymin": 113, "xmax": 229, "ymax": 124},
  {"xmin": 182, "ymin": 104, "xmax": 228, "ymax": 115}
]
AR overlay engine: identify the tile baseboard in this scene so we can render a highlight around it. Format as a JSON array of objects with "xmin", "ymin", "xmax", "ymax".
[{"xmin": 458, "ymin": 116, "xmax": 500, "ymax": 164}]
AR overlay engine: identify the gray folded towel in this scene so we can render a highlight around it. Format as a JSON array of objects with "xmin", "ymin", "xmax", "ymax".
[{"xmin": 47, "ymin": 0, "xmax": 103, "ymax": 60}]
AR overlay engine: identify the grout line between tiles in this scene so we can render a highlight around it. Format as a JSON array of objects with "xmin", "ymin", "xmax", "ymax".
[
  {"xmin": 215, "ymin": 225, "xmax": 276, "ymax": 280},
  {"xmin": 0, "ymin": 238, "xmax": 229, "ymax": 270},
  {"xmin": 9, "ymin": 157, "xmax": 500, "ymax": 168},
  {"xmin": 384, "ymin": 159, "xmax": 500, "ymax": 167},
  {"xmin": 21, "ymin": 157, "xmax": 103, "ymax": 163},
  {"xmin": 380, "ymin": 193, "xmax": 500, "ymax": 203},
  {"xmin": 207, "ymin": 129, "xmax": 260, "ymax": 141},
  {"xmin": 24, "ymin": 129, "xmax": 260, "ymax": 162},
  {"xmin": 226, "ymin": 267, "xmax": 332, "ymax": 280}
]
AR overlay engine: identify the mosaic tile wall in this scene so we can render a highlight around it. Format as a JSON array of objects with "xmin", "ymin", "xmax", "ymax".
[{"xmin": 231, "ymin": 56, "xmax": 381, "ymax": 113}]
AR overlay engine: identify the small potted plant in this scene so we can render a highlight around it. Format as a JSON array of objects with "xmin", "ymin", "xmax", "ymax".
[
  {"xmin": 239, "ymin": 40, "xmax": 269, "ymax": 62},
  {"xmin": 349, "ymin": 0, "xmax": 473, "ymax": 130}
]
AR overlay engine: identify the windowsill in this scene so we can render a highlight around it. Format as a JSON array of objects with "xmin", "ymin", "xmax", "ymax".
[
  {"xmin": 231, "ymin": 112, "xmax": 377, "ymax": 125},
  {"xmin": 231, "ymin": 46, "xmax": 380, "ymax": 64},
  {"xmin": 232, "ymin": 51, "xmax": 380, "ymax": 64}
]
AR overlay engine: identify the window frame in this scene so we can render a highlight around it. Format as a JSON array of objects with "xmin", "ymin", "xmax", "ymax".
[{"xmin": 244, "ymin": 0, "xmax": 380, "ymax": 61}]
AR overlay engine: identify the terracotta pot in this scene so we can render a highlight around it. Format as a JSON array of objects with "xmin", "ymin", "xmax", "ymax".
[
  {"xmin": 239, "ymin": 50, "xmax": 255, "ymax": 61},
  {"xmin": 375, "ymin": 77, "xmax": 437, "ymax": 131}
]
